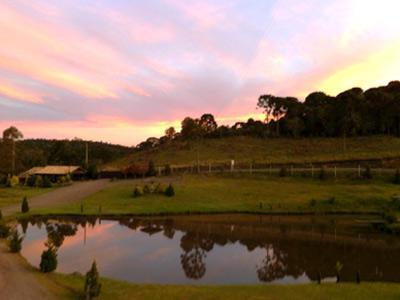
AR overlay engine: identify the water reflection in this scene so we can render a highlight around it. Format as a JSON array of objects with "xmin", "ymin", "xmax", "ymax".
[{"xmin": 19, "ymin": 214, "xmax": 400, "ymax": 284}]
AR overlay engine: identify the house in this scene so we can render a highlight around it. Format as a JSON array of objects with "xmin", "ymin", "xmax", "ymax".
[{"xmin": 19, "ymin": 165, "xmax": 86, "ymax": 182}]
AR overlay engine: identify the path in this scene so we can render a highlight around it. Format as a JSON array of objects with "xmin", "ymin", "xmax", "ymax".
[
  {"xmin": 0, "ymin": 241, "xmax": 58, "ymax": 300},
  {"xmin": 2, "ymin": 179, "xmax": 113, "ymax": 216}
]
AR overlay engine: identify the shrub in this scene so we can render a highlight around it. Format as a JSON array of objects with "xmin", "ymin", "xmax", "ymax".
[
  {"xmin": 147, "ymin": 160, "xmax": 157, "ymax": 177},
  {"xmin": 279, "ymin": 167, "xmax": 287, "ymax": 177},
  {"xmin": 42, "ymin": 176, "xmax": 52, "ymax": 188},
  {"xmin": 87, "ymin": 165, "xmax": 99, "ymax": 180},
  {"xmin": 165, "ymin": 184, "xmax": 175, "ymax": 197},
  {"xmin": 155, "ymin": 183, "xmax": 166, "ymax": 194},
  {"xmin": 21, "ymin": 196, "xmax": 29, "ymax": 213},
  {"xmin": 35, "ymin": 175, "xmax": 43, "ymax": 187},
  {"xmin": 40, "ymin": 245, "xmax": 58, "ymax": 273},
  {"xmin": 84, "ymin": 261, "xmax": 101, "ymax": 300},
  {"xmin": 394, "ymin": 169, "xmax": 400, "ymax": 184},
  {"xmin": 133, "ymin": 186, "xmax": 143, "ymax": 198},
  {"xmin": 164, "ymin": 164, "xmax": 172, "ymax": 176},
  {"xmin": 6, "ymin": 175, "xmax": 19, "ymax": 187},
  {"xmin": 362, "ymin": 165, "xmax": 373, "ymax": 179},
  {"xmin": 8, "ymin": 230, "xmax": 23, "ymax": 253},
  {"xmin": 318, "ymin": 167, "xmax": 327, "ymax": 180},
  {"xmin": 143, "ymin": 184, "xmax": 151, "ymax": 194},
  {"xmin": 383, "ymin": 210, "xmax": 397, "ymax": 224},
  {"xmin": 0, "ymin": 222, "xmax": 10, "ymax": 238}
]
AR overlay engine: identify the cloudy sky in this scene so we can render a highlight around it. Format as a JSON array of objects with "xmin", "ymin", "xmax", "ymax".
[{"xmin": 1, "ymin": 0, "xmax": 400, "ymax": 145}]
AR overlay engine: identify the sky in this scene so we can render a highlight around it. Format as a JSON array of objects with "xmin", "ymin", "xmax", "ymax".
[{"xmin": 1, "ymin": 0, "xmax": 400, "ymax": 146}]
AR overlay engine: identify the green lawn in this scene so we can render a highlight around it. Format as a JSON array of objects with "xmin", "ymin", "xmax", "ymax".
[
  {"xmin": 33, "ymin": 174, "xmax": 400, "ymax": 215},
  {"xmin": 109, "ymin": 136, "xmax": 400, "ymax": 168},
  {"xmin": 47, "ymin": 273, "xmax": 400, "ymax": 300},
  {"xmin": 0, "ymin": 186, "xmax": 52, "ymax": 208}
]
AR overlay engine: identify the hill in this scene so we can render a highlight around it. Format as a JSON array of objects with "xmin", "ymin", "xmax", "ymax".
[
  {"xmin": 108, "ymin": 135, "xmax": 400, "ymax": 168},
  {"xmin": 0, "ymin": 139, "xmax": 131, "ymax": 175}
]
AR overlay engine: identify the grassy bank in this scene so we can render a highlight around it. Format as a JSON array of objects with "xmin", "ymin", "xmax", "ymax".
[
  {"xmin": 0, "ymin": 186, "xmax": 53, "ymax": 208},
  {"xmin": 47, "ymin": 273, "xmax": 400, "ymax": 300},
  {"xmin": 31, "ymin": 174, "xmax": 400, "ymax": 216},
  {"xmin": 109, "ymin": 136, "xmax": 400, "ymax": 168}
]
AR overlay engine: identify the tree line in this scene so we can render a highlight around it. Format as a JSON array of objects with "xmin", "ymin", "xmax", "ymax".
[
  {"xmin": 0, "ymin": 127, "xmax": 131, "ymax": 175},
  {"xmin": 136, "ymin": 81, "xmax": 400, "ymax": 151}
]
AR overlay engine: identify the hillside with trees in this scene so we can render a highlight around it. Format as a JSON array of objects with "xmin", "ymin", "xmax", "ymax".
[
  {"xmin": 112, "ymin": 81, "xmax": 400, "ymax": 167},
  {"xmin": 0, "ymin": 129, "xmax": 131, "ymax": 176}
]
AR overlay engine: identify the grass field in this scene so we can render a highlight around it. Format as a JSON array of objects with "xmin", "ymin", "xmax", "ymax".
[
  {"xmin": 0, "ymin": 186, "xmax": 53, "ymax": 208},
  {"xmin": 108, "ymin": 136, "xmax": 400, "ymax": 168},
  {"xmin": 46, "ymin": 273, "xmax": 400, "ymax": 300},
  {"xmin": 31, "ymin": 174, "xmax": 400, "ymax": 216}
]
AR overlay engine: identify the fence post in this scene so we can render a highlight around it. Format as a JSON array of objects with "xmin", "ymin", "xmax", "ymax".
[
  {"xmin": 290, "ymin": 165, "xmax": 293, "ymax": 176},
  {"xmin": 209, "ymin": 162, "xmax": 211, "ymax": 174},
  {"xmin": 358, "ymin": 165, "xmax": 361, "ymax": 178},
  {"xmin": 334, "ymin": 166, "xmax": 337, "ymax": 178},
  {"xmin": 311, "ymin": 165, "xmax": 314, "ymax": 178},
  {"xmin": 230, "ymin": 160, "xmax": 235, "ymax": 173}
]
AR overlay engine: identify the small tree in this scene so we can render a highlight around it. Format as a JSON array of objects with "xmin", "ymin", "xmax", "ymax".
[
  {"xmin": 40, "ymin": 245, "xmax": 58, "ymax": 273},
  {"xmin": 335, "ymin": 261, "xmax": 343, "ymax": 283},
  {"xmin": 84, "ymin": 261, "xmax": 101, "ymax": 300},
  {"xmin": 6, "ymin": 175, "xmax": 19, "ymax": 187},
  {"xmin": 393, "ymin": 169, "xmax": 400, "ymax": 184},
  {"xmin": 8, "ymin": 230, "xmax": 23, "ymax": 253},
  {"xmin": 318, "ymin": 167, "xmax": 327, "ymax": 180},
  {"xmin": 279, "ymin": 167, "xmax": 287, "ymax": 177},
  {"xmin": 362, "ymin": 165, "xmax": 372, "ymax": 179},
  {"xmin": 87, "ymin": 165, "xmax": 99, "ymax": 180},
  {"xmin": 21, "ymin": 196, "xmax": 29, "ymax": 213},
  {"xmin": 133, "ymin": 186, "xmax": 143, "ymax": 198},
  {"xmin": 165, "ymin": 184, "xmax": 175, "ymax": 197},
  {"xmin": 147, "ymin": 160, "xmax": 157, "ymax": 177}
]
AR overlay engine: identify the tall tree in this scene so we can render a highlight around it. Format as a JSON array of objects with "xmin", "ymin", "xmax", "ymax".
[
  {"xmin": 3, "ymin": 126, "xmax": 23, "ymax": 175},
  {"xmin": 199, "ymin": 114, "xmax": 218, "ymax": 135}
]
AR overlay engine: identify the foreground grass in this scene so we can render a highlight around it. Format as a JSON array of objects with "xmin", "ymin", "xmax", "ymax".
[
  {"xmin": 48, "ymin": 273, "xmax": 400, "ymax": 300},
  {"xmin": 0, "ymin": 186, "xmax": 53, "ymax": 208},
  {"xmin": 33, "ymin": 174, "xmax": 400, "ymax": 215},
  {"xmin": 109, "ymin": 136, "xmax": 400, "ymax": 168}
]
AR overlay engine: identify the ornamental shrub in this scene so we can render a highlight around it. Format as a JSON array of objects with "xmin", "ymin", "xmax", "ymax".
[
  {"xmin": 40, "ymin": 245, "xmax": 58, "ymax": 273},
  {"xmin": 165, "ymin": 184, "xmax": 175, "ymax": 197},
  {"xmin": 133, "ymin": 186, "xmax": 143, "ymax": 198},
  {"xmin": 8, "ymin": 230, "xmax": 23, "ymax": 253},
  {"xmin": 84, "ymin": 261, "xmax": 101, "ymax": 300}
]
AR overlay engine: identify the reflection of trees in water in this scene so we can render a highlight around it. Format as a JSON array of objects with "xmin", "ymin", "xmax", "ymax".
[
  {"xmin": 45, "ymin": 223, "xmax": 78, "ymax": 248},
  {"xmin": 256, "ymin": 244, "xmax": 287, "ymax": 282},
  {"xmin": 180, "ymin": 232, "xmax": 213, "ymax": 280}
]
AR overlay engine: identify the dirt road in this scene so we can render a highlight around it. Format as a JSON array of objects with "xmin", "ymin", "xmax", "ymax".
[{"xmin": 2, "ymin": 179, "xmax": 113, "ymax": 216}]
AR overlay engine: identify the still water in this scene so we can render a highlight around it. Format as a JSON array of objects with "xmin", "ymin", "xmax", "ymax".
[{"xmin": 18, "ymin": 214, "xmax": 400, "ymax": 284}]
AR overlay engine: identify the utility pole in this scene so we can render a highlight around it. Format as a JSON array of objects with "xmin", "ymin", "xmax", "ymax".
[{"xmin": 85, "ymin": 142, "xmax": 89, "ymax": 167}]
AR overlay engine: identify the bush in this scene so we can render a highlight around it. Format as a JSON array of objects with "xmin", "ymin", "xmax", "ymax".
[
  {"xmin": 42, "ymin": 176, "xmax": 52, "ymax": 188},
  {"xmin": 35, "ymin": 175, "xmax": 43, "ymax": 187},
  {"xmin": 362, "ymin": 165, "xmax": 373, "ymax": 179},
  {"xmin": 40, "ymin": 245, "xmax": 58, "ymax": 273},
  {"xmin": 165, "ymin": 184, "xmax": 175, "ymax": 197},
  {"xmin": 147, "ymin": 160, "xmax": 157, "ymax": 177},
  {"xmin": 87, "ymin": 165, "xmax": 99, "ymax": 180},
  {"xmin": 0, "ymin": 222, "xmax": 10, "ymax": 238},
  {"xmin": 6, "ymin": 175, "xmax": 19, "ymax": 187},
  {"xmin": 143, "ymin": 184, "xmax": 151, "ymax": 194},
  {"xmin": 155, "ymin": 183, "xmax": 166, "ymax": 194},
  {"xmin": 8, "ymin": 230, "xmax": 23, "ymax": 253},
  {"xmin": 21, "ymin": 196, "xmax": 29, "ymax": 213},
  {"xmin": 84, "ymin": 261, "xmax": 101, "ymax": 300},
  {"xmin": 394, "ymin": 169, "xmax": 400, "ymax": 184},
  {"xmin": 133, "ymin": 186, "xmax": 143, "ymax": 198},
  {"xmin": 164, "ymin": 164, "xmax": 172, "ymax": 176},
  {"xmin": 318, "ymin": 167, "xmax": 327, "ymax": 180},
  {"xmin": 279, "ymin": 167, "xmax": 287, "ymax": 177}
]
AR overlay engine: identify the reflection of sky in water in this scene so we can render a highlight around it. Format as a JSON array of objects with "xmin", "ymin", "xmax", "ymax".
[
  {"xmin": 19, "ymin": 217, "xmax": 400, "ymax": 285},
  {"xmin": 21, "ymin": 220, "xmax": 267, "ymax": 284}
]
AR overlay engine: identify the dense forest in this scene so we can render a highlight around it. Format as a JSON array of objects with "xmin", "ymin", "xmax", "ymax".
[
  {"xmin": 136, "ymin": 81, "xmax": 400, "ymax": 150},
  {"xmin": 0, "ymin": 135, "xmax": 131, "ymax": 175}
]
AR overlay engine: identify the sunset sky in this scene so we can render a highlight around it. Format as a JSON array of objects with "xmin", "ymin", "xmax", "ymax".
[{"xmin": 1, "ymin": 0, "xmax": 400, "ymax": 146}]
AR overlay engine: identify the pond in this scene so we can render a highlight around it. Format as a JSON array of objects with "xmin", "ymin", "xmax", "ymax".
[{"xmin": 18, "ymin": 214, "xmax": 400, "ymax": 284}]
